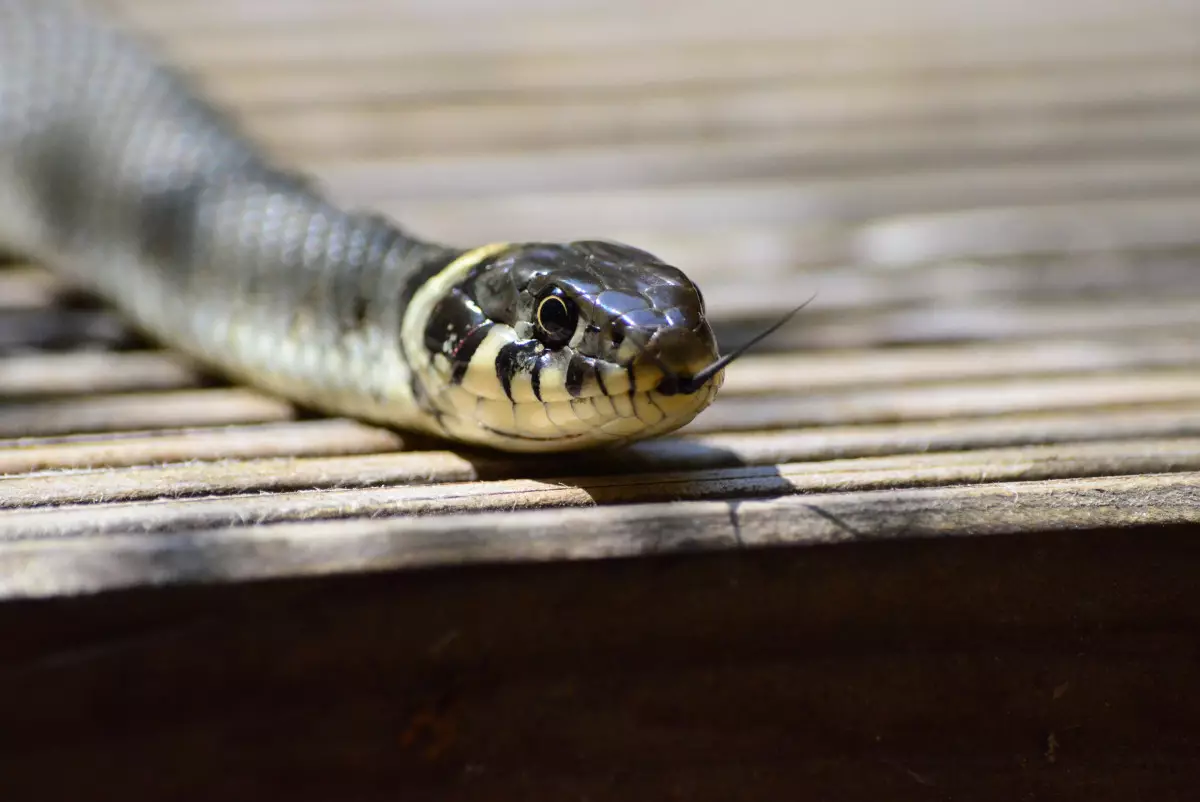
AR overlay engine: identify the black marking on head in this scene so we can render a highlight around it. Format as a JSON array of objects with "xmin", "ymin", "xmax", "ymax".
[
  {"xmin": 531, "ymin": 350, "xmax": 556, "ymax": 402},
  {"xmin": 388, "ymin": 223, "xmax": 466, "ymax": 326},
  {"xmin": 495, "ymin": 340, "xmax": 540, "ymax": 401},
  {"xmin": 610, "ymin": 319, "xmax": 627, "ymax": 349},
  {"xmin": 449, "ymin": 322, "xmax": 495, "ymax": 385},
  {"xmin": 394, "ymin": 230, "xmax": 470, "ymax": 414},
  {"xmin": 595, "ymin": 367, "xmax": 609, "ymax": 397},
  {"xmin": 137, "ymin": 180, "xmax": 207, "ymax": 277},
  {"xmin": 572, "ymin": 239, "xmax": 661, "ymax": 264},
  {"xmin": 424, "ymin": 288, "xmax": 489, "ymax": 359},
  {"xmin": 462, "ymin": 248, "xmax": 518, "ymax": 322},
  {"xmin": 565, "ymin": 353, "xmax": 590, "ymax": 398}
]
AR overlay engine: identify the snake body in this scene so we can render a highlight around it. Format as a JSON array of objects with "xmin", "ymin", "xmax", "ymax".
[{"xmin": 0, "ymin": 0, "xmax": 724, "ymax": 452}]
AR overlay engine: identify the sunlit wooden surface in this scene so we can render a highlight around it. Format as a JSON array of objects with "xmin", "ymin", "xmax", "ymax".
[{"xmin": 4, "ymin": 0, "xmax": 1200, "ymax": 592}]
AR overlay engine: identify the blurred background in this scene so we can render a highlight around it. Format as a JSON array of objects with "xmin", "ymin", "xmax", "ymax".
[{"xmin": 102, "ymin": 0, "xmax": 1200, "ymax": 355}]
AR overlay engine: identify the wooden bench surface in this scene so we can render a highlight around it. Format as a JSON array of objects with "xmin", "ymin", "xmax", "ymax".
[
  {"xmin": 4, "ymin": 0, "xmax": 1200, "ymax": 596},
  {"xmin": 1, "ymin": 2, "xmax": 1200, "ymax": 798}
]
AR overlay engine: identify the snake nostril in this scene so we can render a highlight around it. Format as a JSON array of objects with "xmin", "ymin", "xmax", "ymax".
[{"xmin": 610, "ymin": 320, "xmax": 626, "ymax": 348}]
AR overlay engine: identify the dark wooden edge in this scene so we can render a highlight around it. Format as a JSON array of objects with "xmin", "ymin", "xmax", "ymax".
[{"xmin": 1, "ymin": 522, "xmax": 1198, "ymax": 801}]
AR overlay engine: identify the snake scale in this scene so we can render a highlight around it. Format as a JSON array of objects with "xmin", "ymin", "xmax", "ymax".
[{"xmin": 1, "ymin": 0, "xmax": 799, "ymax": 452}]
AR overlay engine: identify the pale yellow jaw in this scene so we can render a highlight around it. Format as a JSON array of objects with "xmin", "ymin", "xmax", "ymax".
[{"xmin": 425, "ymin": 320, "xmax": 722, "ymax": 451}]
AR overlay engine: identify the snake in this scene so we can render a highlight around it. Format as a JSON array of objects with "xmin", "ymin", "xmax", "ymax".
[{"xmin": 0, "ymin": 0, "xmax": 801, "ymax": 452}]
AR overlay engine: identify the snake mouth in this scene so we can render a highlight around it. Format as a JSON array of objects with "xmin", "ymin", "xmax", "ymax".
[
  {"xmin": 498, "ymin": 383, "xmax": 719, "ymax": 451},
  {"xmin": 655, "ymin": 372, "xmax": 711, "ymax": 397}
]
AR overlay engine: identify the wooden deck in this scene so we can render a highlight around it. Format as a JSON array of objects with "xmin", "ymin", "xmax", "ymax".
[{"xmin": 2, "ymin": 0, "xmax": 1200, "ymax": 799}]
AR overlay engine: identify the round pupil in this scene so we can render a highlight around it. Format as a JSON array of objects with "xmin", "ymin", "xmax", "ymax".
[{"xmin": 537, "ymin": 291, "xmax": 576, "ymax": 345}]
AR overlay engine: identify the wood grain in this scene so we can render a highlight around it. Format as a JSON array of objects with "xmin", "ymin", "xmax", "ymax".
[
  {"xmin": 4, "ymin": 471, "xmax": 1198, "ymax": 599},
  {"xmin": 0, "ymin": 389, "xmax": 295, "ymax": 438}
]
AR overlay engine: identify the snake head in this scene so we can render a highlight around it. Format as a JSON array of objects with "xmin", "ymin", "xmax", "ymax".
[
  {"xmin": 404, "ymin": 239, "xmax": 725, "ymax": 451},
  {"xmin": 509, "ymin": 240, "xmax": 722, "ymax": 394}
]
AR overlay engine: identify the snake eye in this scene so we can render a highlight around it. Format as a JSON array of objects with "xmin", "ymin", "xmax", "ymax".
[{"xmin": 535, "ymin": 286, "xmax": 578, "ymax": 348}]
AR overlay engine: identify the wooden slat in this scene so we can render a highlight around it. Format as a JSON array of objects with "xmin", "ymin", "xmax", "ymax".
[
  {"xmin": 0, "ymin": 268, "xmax": 60, "ymax": 311},
  {"xmin": 0, "ymin": 389, "xmax": 295, "ymax": 439},
  {"xmin": 373, "ymin": 159, "xmax": 1200, "ymax": 244},
  {"xmin": 117, "ymin": 0, "xmax": 1197, "ymax": 35},
  {"xmin": 177, "ymin": 24, "xmax": 1200, "ymax": 108},
  {"xmin": 2, "ymin": 433, "xmax": 1198, "ymax": 511},
  {"xmin": 724, "ymin": 335, "xmax": 1200, "ymax": 393},
  {"xmin": 689, "ymin": 369, "xmax": 1200, "ymax": 432},
  {"xmin": 721, "ymin": 295, "xmax": 1200, "ymax": 345},
  {"xmin": 853, "ymin": 198, "xmax": 1200, "ymax": 264},
  {"xmin": 3, "ymin": 471, "xmax": 1197, "ymax": 599},
  {"xmin": 134, "ymin": 6, "xmax": 1200, "ymax": 63},
  {"xmin": 298, "ymin": 118, "xmax": 1200, "ymax": 199},
  {"xmin": 0, "ymin": 419, "xmax": 406, "ymax": 474},
  {"xmin": 239, "ymin": 71, "xmax": 1200, "ymax": 158},
  {"xmin": 0, "ymin": 351, "xmax": 201, "ymax": 397}
]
